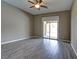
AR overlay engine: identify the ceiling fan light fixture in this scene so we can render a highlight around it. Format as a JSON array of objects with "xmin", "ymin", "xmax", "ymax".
[
  {"xmin": 28, "ymin": 0, "xmax": 48, "ymax": 10},
  {"xmin": 35, "ymin": 4, "xmax": 40, "ymax": 8}
]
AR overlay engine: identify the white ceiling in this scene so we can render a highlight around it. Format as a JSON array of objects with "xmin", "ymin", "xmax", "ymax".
[{"xmin": 2, "ymin": 0, "xmax": 73, "ymax": 15}]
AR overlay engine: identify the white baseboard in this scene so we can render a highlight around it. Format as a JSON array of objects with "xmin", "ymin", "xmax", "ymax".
[
  {"xmin": 1, "ymin": 38, "xmax": 27, "ymax": 45},
  {"xmin": 71, "ymin": 43, "xmax": 77, "ymax": 56},
  {"xmin": 1, "ymin": 36, "xmax": 42, "ymax": 45},
  {"xmin": 61, "ymin": 39, "xmax": 70, "ymax": 43}
]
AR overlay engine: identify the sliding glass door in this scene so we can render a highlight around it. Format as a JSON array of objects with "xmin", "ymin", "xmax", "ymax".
[{"xmin": 43, "ymin": 21, "xmax": 58, "ymax": 39}]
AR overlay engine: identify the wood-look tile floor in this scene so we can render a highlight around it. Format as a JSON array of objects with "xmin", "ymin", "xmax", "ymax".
[{"xmin": 1, "ymin": 39, "xmax": 77, "ymax": 59}]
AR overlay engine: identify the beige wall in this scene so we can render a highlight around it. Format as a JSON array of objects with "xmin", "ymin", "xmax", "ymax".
[
  {"xmin": 34, "ymin": 11, "xmax": 71, "ymax": 40},
  {"xmin": 1, "ymin": 1, "xmax": 72, "ymax": 44},
  {"xmin": 1, "ymin": 1, "xmax": 34, "ymax": 43},
  {"xmin": 71, "ymin": 0, "xmax": 77, "ymax": 54}
]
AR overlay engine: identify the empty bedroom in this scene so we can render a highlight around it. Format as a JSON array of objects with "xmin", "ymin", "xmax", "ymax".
[{"xmin": 1, "ymin": 0, "xmax": 77, "ymax": 59}]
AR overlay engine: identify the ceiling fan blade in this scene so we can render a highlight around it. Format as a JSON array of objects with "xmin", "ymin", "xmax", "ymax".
[
  {"xmin": 39, "ymin": 0, "xmax": 42, "ymax": 3},
  {"xmin": 41, "ymin": 5, "xmax": 48, "ymax": 8},
  {"xmin": 28, "ymin": 0, "xmax": 35, "ymax": 4},
  {"xmin": 40, "ymin": 0, "xmax": 47, "ymax": 5},
  {"xmin": 35, "ymin": 0, "xmax": 38, "ymax": 3}
]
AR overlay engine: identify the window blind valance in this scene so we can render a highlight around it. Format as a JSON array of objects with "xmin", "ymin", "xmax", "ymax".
[{"xmin": 42, "ymin": 16, "xmax": 59, "ymax": 23}]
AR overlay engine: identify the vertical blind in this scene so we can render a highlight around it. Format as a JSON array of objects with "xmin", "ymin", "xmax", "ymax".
[{"xmin": 42, "ymin": 16, "xmax": 59, "ymax": 39}]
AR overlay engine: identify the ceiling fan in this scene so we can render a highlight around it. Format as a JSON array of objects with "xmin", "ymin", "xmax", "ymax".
[{"xmin": 28, "ymin": 0, "xmax": 48, "ymax": 10}]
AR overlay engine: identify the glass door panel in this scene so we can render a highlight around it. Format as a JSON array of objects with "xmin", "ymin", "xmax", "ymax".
[{"xmin": 43, "ymin": 21, "xmax": 58, "ymax": 39}]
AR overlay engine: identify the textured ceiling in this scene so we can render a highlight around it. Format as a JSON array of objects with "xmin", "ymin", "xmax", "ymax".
[{"xmin": 2, "ymin": 0, "xmax": 73, "ymax": 15}]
